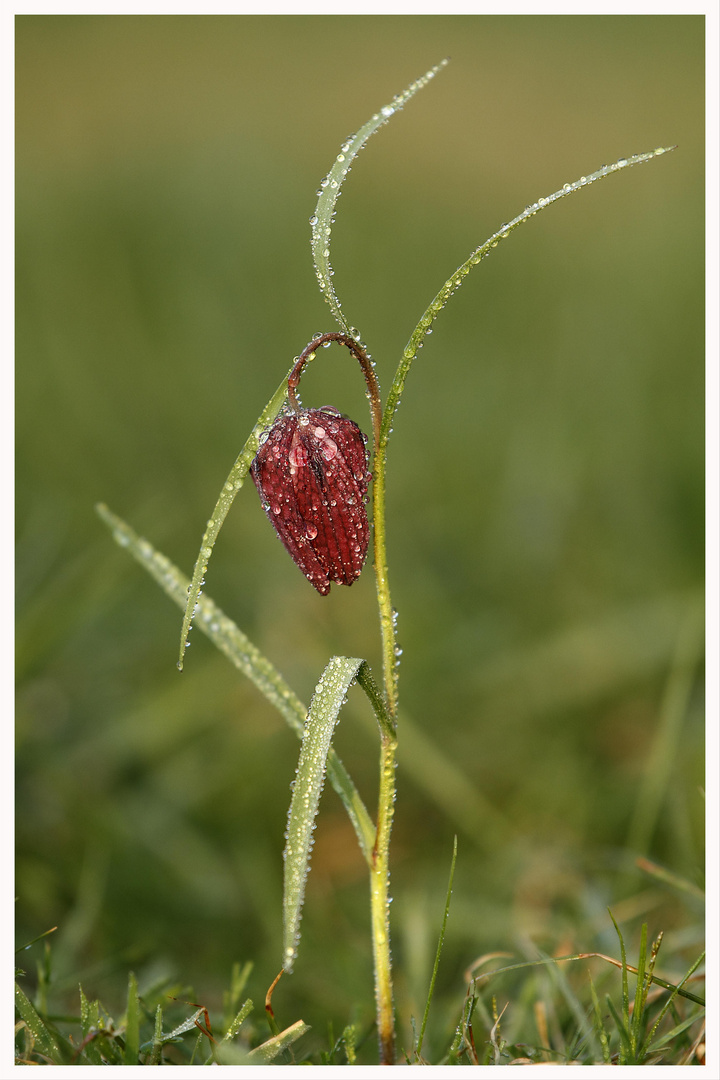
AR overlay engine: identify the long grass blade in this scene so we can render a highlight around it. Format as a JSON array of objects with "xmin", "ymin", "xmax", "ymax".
[
  {"xmin": 282, "ymin": 656, "xmax": 365, "ymax": 973},
  {"xmin": 311, "ymin": 59, "xmax": 449, "ymax": 337},
  {"xmin": 381, "ymin": 146, "xmax": 676, "ymax": 454},
  {"xmin": 416, "ymin": 835, "xmax": 457, "ymax": 1058},
  {"xmin": 177, "ymin": 377, "xmax": 290, "ymax": 671},
  {"xmin": 630, "ymin": 923, "xmax": 649, "ymax": 1056},
  {"xmin": 588, "ymin": 976, "xmax": 612, "ymax": 1064},
  {"xmin": 608, "ymin": 910, "xmax": 631, "ymax": 1035},
  {"xmin": 96, "ymin": 504, "xmax": 376, "ymax": 862}
]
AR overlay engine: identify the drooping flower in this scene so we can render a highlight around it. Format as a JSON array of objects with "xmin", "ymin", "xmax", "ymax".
[{"xmin": 251, "ymin": 406, "xmax": 371, "ymax": 595}]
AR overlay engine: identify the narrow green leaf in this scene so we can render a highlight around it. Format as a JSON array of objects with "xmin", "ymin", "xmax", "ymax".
[
  {"xmin": 78, "ymin": 988, "xmax": 104, "ymax": 1064},
  {"xmin": 96, "ymin": 504, "xmax": 375, "ymax": 862},
  {"xmin": 606, "ymin": 994, "xmax": 633, "ymax": 1060},
  {"xmin": 647, "ymin": 1011, "xmax": 705, "ymax": 1055},
  {"xmin": 222, "ymin": 999, "xmax": 253, "ymax": 1043},
  {"xmin": 124, "ymin": 971, "xmax": 140, "ymax": 1064},
  {"xmin": 445, "ymin": 984, "xmax": 479, "ymax": 1065},
  {"xmin": 177, "ymin": 377, "xmax": 290, "ymax": 671},
  {"xmin": 14, "ymin": 982, "xmax": 61, "ymax": 1061},
  {"xmin": 161, "ymin": 1007, "xmax": 207, "ymax": 1041},
  {"xmin": 311, "ymin": 59, "xmax": 449, "ymax": 336},
  {"xmin": 355, "ymin": 659, "xmax": 396, "ymax": 740},
  {"xmin": 608, "ymin": 909, "xmax": 631, "ymax": 1033},
  {"xmin": 588, "ymin": 976, "xmax": 612, "ymax": 1064},
  {"xmin": 148, "ymin": 1005, "xmax": 164, "ymax": 1066},
  {"xmin": 641, "ymin": 949, "xmax": 705, "ymax": 1058},
  {"xmin": 629, "ymin": 923, "xmax": 649, "ymax": 1055},
  {"xmin": 282, "ymin": 656, "xmax": 365, "ymax": 973},
  {"xmin": 222, "ymin": 960, "xmax": 253, "ymax": 1032},
  {"xmin": 417, "ymin": 835, "xmax": 457, "ymax": 1057},
  {"xmin": 247, "ymin": 1019, "xmax": 310, "ymax": 1063},
  {"xmin": 79, "ymin": 985, "xmax": 96, "ymax": 1038},
  {"xmin": 381, "ymin": 146, "xmax": 676, "ymax": 456}
]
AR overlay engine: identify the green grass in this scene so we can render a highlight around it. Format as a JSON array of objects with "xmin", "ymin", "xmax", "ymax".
[
  {"xmin": 15, "ymin": 907, "xmax": 705, "ymax": 1064},
  {"xmin": 16, "ymin": 13, "xmax": 704, "ymax": 1066}
]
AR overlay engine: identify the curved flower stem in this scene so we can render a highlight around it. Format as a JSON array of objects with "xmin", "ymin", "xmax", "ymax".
[{"xmin": 287, "ymin": 332, "xmax": 383, "ymax": 452}]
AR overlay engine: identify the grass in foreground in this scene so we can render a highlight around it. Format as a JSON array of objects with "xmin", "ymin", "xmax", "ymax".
[{"xmin": 15, "ymin": 908, "xmax": 705, "ymax": 1066}]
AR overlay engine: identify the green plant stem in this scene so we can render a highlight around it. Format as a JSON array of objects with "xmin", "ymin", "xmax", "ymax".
[
  {"xmin": 367, "ymin": 349, "xmax": 400, "ymax": 1062},
  {"xmin": 371, "ymin": 444, "xmax": 398, "ymax": 716},
  {"xmin": 370, "ymin": 728, "xmax": 398, "ymax": 1065}
]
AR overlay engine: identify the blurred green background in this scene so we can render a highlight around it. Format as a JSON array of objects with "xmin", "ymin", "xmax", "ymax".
[{"xmin": 16, "ymin": 14, "xmax": 704, "ymax": 1054}]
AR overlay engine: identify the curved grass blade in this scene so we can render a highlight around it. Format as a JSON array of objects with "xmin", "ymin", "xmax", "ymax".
[
  {"xmin": 311, "ymin": 58, "xmax": 449, "ymax": 337},
  {"xmin": 381, "ymin": 146, "xmax": 677, "ymax": 451},
  {"xmin": 372, "ymin": 145, "xmax": 675, "ymax": 699},
  {"xmin": 282, "ymin": 656, "xmax": 366, "ymax": 973},
  {"xmin": 177, "ymin": 375, "xmax": 291, "ymax": 672},
  {"xmin": 96, "ymin": 504, "xmax": 375, "ymax": 862}
]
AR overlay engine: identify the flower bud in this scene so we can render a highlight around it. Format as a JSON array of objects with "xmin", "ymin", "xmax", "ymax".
[{"xmin": 251, "ymin": 407, "xmax": 371, "ymax": 595}]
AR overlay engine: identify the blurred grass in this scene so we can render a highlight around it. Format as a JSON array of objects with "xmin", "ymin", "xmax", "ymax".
[{"xmin": 16, "ymin": 13, "xmax": 703, "ymax": 1050}]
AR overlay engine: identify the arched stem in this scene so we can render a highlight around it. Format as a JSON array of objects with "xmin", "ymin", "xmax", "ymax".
[{"xmin": 287, "ymin": 332, "xmax": 382, "ymax": 455}]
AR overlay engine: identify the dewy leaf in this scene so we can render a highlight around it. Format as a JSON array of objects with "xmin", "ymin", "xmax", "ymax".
[
  {"xmin": 282, "ymin": 656, "xmax": 365, "ymax": 973},
  {"xmin": 14, "ymin": 982, "xmax": 62, "ymax": 1060},
  {"xmin": 311, "ymin": 58, "xmax": 449, "ymax": 337},
  {"xmin": 247, "ymin": 1019, "xmax": 310, "ymax": 1063},
  {"xmin": 381, "ymin": 146, "xmax": 677, "ymax": 452},
  {"xmin": 178, "ymin": 376, "xmax": 290, "ymax": 672},
  {"xmin": 96, "ymin": 504, "xmax": 376, "ymax": 862}
]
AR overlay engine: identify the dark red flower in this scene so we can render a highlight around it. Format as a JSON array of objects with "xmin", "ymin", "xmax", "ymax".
[{"xmin": 251, "ymin": 407, "xmax": 371, "ymax": 595}]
